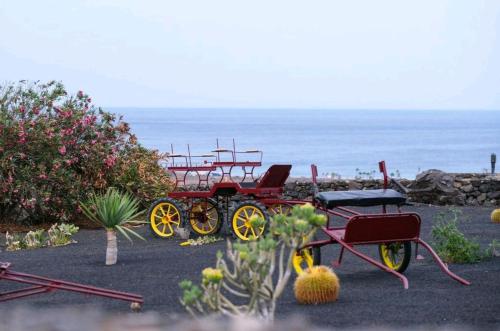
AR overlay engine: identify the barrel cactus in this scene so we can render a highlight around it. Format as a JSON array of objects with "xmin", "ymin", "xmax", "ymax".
[
  {"xmin": 294, "ymin": 265, "xmax": 340, "ymax": 304},
  {"xmin": 491, "ymin": 209, "xmax": 500, "ymax": 223}
]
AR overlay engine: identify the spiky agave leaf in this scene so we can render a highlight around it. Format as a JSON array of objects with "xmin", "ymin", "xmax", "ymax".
[{"xmin": 80, "ymin": 187, "xmax": 145, "ymax": 241}]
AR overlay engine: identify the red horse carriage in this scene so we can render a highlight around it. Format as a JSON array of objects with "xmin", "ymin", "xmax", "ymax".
[{"xmin": 148, "ymin": 141, "xmax": 470, "ymax": 288}]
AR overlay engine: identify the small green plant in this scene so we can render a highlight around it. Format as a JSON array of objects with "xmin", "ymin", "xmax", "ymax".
[
  {"xmin": 431, "ymin": 208, "xmax": 482, "ymax": 263},
  {"xmin": 5, "ymin": 232, "xmax": 25, "ymax": 251},
  {"xmin": 180, "ymin": 236, "xmax": 223, "ymax": 246},
  {"xmin": 5, "ymin": 224, "xmax": 78, "ymax": 251},
  {"xmin": 80, "ymin": 187, "xmax": 145, "ymax": 265},
  {"xmin": 24, "ymin": 229, "xmax": 46, "ymax": 249},
  {"xmin": 179, "ymin": 203, "xmax": 327, "ymax": 321},
  {"xmin": 47, "ymin": 223, "xmax": 79, "ymax": 246}
]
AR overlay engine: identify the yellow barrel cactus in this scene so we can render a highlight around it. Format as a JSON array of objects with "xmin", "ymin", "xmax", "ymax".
[
  {"xmin": 294, "ymin": 265, "xmax": 340, "ymax": 304},
  {"xmin": 491, "ymin": 209, "xmax": 500, "ymax": 223}
]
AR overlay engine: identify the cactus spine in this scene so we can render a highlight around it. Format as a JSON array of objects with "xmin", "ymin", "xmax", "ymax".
[{"xmin": 294, "ymin": 265, "xmax": 340, "ymax": 304}]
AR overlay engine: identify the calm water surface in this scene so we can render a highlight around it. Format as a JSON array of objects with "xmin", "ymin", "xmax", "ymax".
[{"xmin": 111, "ymin": 108, "xmax": 500, "ymax": 178}]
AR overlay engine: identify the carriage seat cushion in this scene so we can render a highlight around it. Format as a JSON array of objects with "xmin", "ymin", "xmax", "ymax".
[{"xmin": 316, "ymin": 189, "xmax": 406, "ymax": 208}]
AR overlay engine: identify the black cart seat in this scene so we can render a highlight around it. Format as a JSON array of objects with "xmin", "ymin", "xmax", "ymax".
[{"xmin": 316, "ymin": 189, "xmax": 406, "ymax": 208}]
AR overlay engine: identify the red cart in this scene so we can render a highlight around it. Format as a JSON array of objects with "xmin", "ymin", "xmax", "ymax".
[
  {"xmin": 148, "ymin": 139, "xmax": 289, "ymax": 239},
  {"xmin": 291, "ymin": 162, "xmax": 470, "ymax": 288},
  {"xmin": 148, "ymin": 143, "xmax": 470, "ymax": 288}
]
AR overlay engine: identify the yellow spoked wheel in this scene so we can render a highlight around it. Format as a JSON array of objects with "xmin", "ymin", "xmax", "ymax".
[
  {"xmin": 378, "ymin": 241, "xmax": 411, "ymax": 273},
  {"xmin": 188, "ymin": 199, "xmax": 223, "ymax": 236},
  {"xmin": 267, "ymin": 203, "xmax": 292, "ymax": 216},
  {"xmin": 148, "ymin": 198, "xmax": 184, "ymax": 238},
  {"xmin": 293, "ymin": 246, "xmax": 321, "ymax": 275},
  {"xmin": 231, "ymin": 201, "xmax": 269, "ymax": 240}
]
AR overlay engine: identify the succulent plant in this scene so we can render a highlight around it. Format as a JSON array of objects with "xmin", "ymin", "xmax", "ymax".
[
  {"xmin": 5, "ymin": 232, "xmax": 24, "ymax": 251},
  {"xmin": 47, "ymin": 223, "xmax": 79, "ymax": 246},
  {"xmin": 24, "ymin": 229, "xmax": 45, "ymax": 249},
  {"xmin": 179, "ymin": 203, "xmax": 327, "ymax": 321},
  {"xmin": 491, "ymin": 209, "xmax": 500, "ymax": 223},
  {"xmin": 294, "ymin": 265, "xmax": 340, "ymax": 305}
]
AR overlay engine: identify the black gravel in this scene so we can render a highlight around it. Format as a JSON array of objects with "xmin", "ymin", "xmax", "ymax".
[{"xmin": 0, "ymin": 205, "xmax": 499, "ymax": 330}]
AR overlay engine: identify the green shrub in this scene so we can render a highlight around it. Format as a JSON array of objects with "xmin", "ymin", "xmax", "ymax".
[
  {"xmin": 0, "ymin": 81, "xmax": 172, "ymax": 225},
  {"xmin": 0, "ymin": 81, "xmax": 133, "ymax": 224},
  {"xmin": 431, "ymin": 208, "xmax": 482, "ymax": 263},
  {"xmin": 110, "ymin": 144, "xmax": 174, "ymax": 207}
]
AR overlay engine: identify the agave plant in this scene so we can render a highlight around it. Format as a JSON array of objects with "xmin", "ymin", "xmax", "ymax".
[{"xmin": 80, "ymin": 188, "xmax": 145, "ymax": 265}]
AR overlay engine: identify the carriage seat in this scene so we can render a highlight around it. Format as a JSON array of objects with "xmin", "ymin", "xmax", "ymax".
[
  {"xmin": 316, "ymin": 189, "xmax": 406, "ymax": 208},
  {"xmin": 238, "ymin": 164, "xmax": 292, "ymax": 189}
]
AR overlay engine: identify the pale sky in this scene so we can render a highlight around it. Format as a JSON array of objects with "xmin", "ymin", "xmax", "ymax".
[{"xmin": 1, "ymin": 1, "xmax": 499, "ymax": 109}]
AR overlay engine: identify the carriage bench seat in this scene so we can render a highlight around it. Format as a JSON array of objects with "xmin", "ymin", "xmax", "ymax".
[{"xmin": 316, "ymin": 189, "xmax": 406, "ymax": 208}]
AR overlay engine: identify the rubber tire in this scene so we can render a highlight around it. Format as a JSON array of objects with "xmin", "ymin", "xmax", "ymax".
[
  {"xmin": 147, "ymin": 197, "xmax": 185, "ymax": 238},
  {"xmin": 187, "ymin": 198, "xmax": 223, "ymax": 237},
  {"xmin": 378, "ymin": 241, "xmax": 411, "ymax": 273},
  {"xmin": 230, "ymin": 200, "xmax": 270, "ymax": 240}
]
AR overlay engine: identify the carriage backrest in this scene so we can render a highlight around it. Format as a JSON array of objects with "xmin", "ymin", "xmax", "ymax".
[
  {"xmin": 256, "ymin": 164, "xmax": 292, "ymax": 189},
  {"xmin": 343, "ymin": 213, "xmax": 421, "ymax": 244}
]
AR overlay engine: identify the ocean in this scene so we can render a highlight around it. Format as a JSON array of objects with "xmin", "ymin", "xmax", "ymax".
[{"xmin": 111, "ymin": 108, "xmax": 500, "ymax": 179}]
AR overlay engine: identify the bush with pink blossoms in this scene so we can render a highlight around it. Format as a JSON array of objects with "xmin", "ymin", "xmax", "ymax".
[{"xmin": 0, "ymin": 81, "xmax": 171, "ymax": 225}]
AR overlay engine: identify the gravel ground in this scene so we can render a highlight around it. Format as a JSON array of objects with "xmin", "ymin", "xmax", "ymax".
[{"xmin": 0, "ymin": 205, "xmax": 499, "ymax": 330}]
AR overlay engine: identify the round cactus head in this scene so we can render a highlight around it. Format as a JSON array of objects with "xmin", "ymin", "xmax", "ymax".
[
  {"xmin": 491, "ymin": 209, "xmax": 500, "ymax": 223},
  {"xmin": 293, "ymin": 265, "xmax": 340, "ymax": 305}
]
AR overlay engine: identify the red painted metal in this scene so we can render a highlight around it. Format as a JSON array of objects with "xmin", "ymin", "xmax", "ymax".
[
  {"xmin": 379, "ymin": 160, "xmax": 388, "ymax": 189},
  {"xmin": 0, "ymin": 262, "xmax": 144, "ymax": 305},
  {"xmin": 211, "ymin": 139, "xmax": 263, "ymax": 182},
  {"xmin": 164, "ymin": 143, "xmax": 470, "ymax": 289}
]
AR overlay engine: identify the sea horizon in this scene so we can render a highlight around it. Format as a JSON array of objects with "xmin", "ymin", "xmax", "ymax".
[{"xmin": 110, "ymin": 108, "xmax": 500, "ymax": 179}]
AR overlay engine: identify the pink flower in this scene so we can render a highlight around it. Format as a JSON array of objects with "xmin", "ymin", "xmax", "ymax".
[
  {"xmin": 18, "ymin": 130, "xmax": 27, "ymax": 144},
  {"xmin": 77, "ymin": 90, "xmax": 84, "ymax": 98},
  {"xmin": 38, "ymin": 174, "xmax": 48, "ymax": 180},
  {"xmin": 58, "ymin": 146, "xmax": 66, "ymax": 155},
  {"xmin": 32, "ymin": 107, "xmax": 40, "ymax": 115},
  {"xmin": 104, "ymin": 155, "xmax": 116, "ymax": 168}
]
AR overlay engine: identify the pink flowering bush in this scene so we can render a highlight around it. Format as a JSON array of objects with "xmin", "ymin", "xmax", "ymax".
[
  {"xmin": 0, "ymin": 81, "xmax": 171, "ymax": 225},
  {"xmin": 111, "ymin": 144, "xmax": 173, "ymax": 208}
]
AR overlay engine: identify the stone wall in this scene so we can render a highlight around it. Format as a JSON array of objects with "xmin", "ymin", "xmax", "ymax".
[
  {"xmin": 283, "ymin": 172, "xmax": 499, "ymax": 207},
  {"xmin": 183, "ymin": 171, "xmax": 499, "ymax": 207}
]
